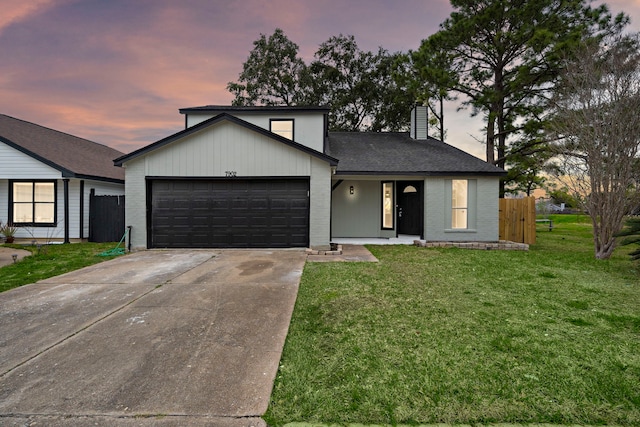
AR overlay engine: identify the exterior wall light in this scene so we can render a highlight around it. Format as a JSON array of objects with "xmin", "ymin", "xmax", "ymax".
[{"xmin": 350, "ymin": 185, "xmax": 354, "ymax": 195}]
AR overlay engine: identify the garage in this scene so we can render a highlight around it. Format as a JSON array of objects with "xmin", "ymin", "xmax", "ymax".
[
  {"xmin": 148, "ymin": 178, "xmax": 310, "ymax": 248},
  {"xmin": 115, "ymin": 110, "xmax": 336, "ymax": 250}
]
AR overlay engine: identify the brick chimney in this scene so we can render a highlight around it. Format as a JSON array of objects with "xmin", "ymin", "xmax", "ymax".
[{"xmin": 410, "ymin": 105, "xmax": 428, "ymax": 140}]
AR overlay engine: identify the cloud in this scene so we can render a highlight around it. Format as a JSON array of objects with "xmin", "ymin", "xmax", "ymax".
[
  {"xmin": 0, "ymin": 0, "xmax": 60, "ymax": 35},
  {"xmin": 1, "ymin": 0, "xmax": 639, "ymax": 158}
]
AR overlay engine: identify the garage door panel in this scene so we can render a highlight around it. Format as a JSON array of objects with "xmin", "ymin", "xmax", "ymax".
[
  {"xmin": 212, "ymin": 200, "xmax": 230, "ymax": 209},
  {"xmin": 289, "ymin": 217, "xmax": 308, "ymax": 227},
  {"xmin": 251, "ymin": 216, "xmax": 268, "ymax": 226},
  {"xmin": 150, "ymin": 179, "xmax": 309, "ymax": 248},
  {"xmin": 290, "ymin": 199, "xmax": 308, "ymax": 209},
  {"xmin": 250, "ymin": 198, "xmax": 269, "ymax": 209}
]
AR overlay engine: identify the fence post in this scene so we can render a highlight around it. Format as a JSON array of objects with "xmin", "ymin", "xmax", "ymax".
[{"xmin": 524, "ymin": 196, "xmax": 536, "ymax": 245}]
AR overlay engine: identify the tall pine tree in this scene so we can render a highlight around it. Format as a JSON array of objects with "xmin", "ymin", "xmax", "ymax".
[{"xmin": 413, "ymin": 0, "xmax": 628, "ymax": 196}]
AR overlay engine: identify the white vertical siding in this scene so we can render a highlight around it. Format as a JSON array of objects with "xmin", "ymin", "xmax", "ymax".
[
  {"xmin": 185, "ymin": 112, "xmax": 325, "ymax": 152},
  {"xmin": 123, "ymin": 120, "xmax": 334, "ymax": 249},
  {"xmin": 186, "ymin": 115, "xmax": 209, "ymax": 127},
  {"xmin": 144, "ymin": 122, "xmax": 312, "ymax": 177}
]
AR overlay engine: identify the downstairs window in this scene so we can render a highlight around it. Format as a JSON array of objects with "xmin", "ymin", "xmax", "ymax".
[
  {"xmin": 451, "ymin": 179, "xmax": 468, "ymax": 229},
  {"xmin": 11, "ymin": 180, "xmax": 56, "ymax": 226},
  {"xmin": 382, "ymin": 181, "xmax": 394, "ymax": 229}
]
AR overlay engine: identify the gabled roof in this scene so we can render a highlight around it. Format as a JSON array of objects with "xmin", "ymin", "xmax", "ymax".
[
  {"xmin": 328, "ymin": 132, "xmax": 506, "ymax": 176},
  {"xmin": 0, "ymin": 114, "xmax": 125, "ymax": 182},
  {"xmin": 114, "ymin": 112, "xmax": 338, "ymax": 166},
  {"xmin": 179, "ymin": 105, "xmax": 330, "ymax": 114}
]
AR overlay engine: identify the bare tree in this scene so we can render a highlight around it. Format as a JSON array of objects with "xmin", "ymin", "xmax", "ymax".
[{"xmin": 550, "ymin": 32, "xmax": 640, "ymax": 259}]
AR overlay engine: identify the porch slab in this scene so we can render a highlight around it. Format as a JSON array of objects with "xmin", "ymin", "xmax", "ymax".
[{"xmin": 330, "ymin": 235, "xmax": 419, "ymax": 245}]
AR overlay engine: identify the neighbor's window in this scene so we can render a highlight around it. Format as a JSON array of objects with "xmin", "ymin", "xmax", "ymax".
[
  {"xmin": 270, "ymin": 119, "xmax": 294, "ymax": 140},
  {"xmin": 382, "ymin": 181, "xmax": 394, "ymax": 229},
  {"xmin": 11, "ymin": 181, "xmax": 56, "ymax": 226},
  {"xmin": 451, "ymin": 179, "xmax": 468, "ymax": 229}
]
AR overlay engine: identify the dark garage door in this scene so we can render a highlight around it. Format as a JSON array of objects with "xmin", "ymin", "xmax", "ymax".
[{"xmin": 149, "ymin": 178, "xmax": 309, "ymax": 248}]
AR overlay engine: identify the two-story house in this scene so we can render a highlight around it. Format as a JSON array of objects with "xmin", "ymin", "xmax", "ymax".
[{"xmin": 114, "ymin": 105, "xmax": 505, "ymax": 250}]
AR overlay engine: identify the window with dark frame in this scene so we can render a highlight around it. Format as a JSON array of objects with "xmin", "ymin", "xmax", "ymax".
[
  {"xmin": 382, "ymin": 181, "xmax": 394, "ymax": 229},
  {"xmin": 270, "ymin": 119, "xmax": 294, "ymax": 140},
  {"xmin": 10, "ymin": 180, "xmax": 56, "ymax": 226}
]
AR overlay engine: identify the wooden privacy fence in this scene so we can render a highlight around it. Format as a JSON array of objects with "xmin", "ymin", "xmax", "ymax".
[{"xmin": 499, "ymin": 197, "xmax": 536, "ymax": 245}]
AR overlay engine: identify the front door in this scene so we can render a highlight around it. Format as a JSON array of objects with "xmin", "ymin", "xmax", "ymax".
[{"xmin": 397, "ymin": 181, "xmax": 423, "ymax": 237}]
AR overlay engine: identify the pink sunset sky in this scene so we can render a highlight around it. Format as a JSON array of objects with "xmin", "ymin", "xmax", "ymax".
[{"xmin": 1, "ymin": 0, "xmax": 639, "ymax": 158}]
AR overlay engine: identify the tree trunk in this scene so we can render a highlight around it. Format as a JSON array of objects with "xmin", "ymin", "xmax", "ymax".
[
  {"xmin": 495, "ymin": 67, "xmax": 506, "ymax": 198},
  {"xmin": 594, "ymin": 236, "xmax": 617, "ymax": 259},
  {"xmin": 439, "ymin": 95, "xmax": 445, "ymax": 142},
  {"xmin": 486, "ymin": 115, "xmax": 495, "ymax": 165},
  {"xmin": 591, "ymin": 210, "xmax": 620, "ymax": 258}
]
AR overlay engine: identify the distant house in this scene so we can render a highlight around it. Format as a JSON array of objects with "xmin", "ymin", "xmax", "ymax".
[
  {"xmin": 115, "ymin": 105, "xmax": 505, "ymax": 250},
  {"xmin": 0, "ymin": 114, "xmax": 125, "ymax": 242}
]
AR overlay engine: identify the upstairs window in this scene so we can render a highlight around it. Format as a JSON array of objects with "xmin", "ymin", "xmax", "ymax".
[
  {"xmin": 11, "ymin": 180, "xmax": 56, "ymax": 226},
  {"xmin": 270, "ymin": 119, "xmax": 294, "ymax": 140}
]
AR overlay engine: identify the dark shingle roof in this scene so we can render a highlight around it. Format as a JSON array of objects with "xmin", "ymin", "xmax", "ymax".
[
  {"xmin": 328, "ymin": 132, "xmax": 505, "ymax": 176},
  {"xmin": 0, "ymin": 114, "xmax": 125, "ymax": 182}
]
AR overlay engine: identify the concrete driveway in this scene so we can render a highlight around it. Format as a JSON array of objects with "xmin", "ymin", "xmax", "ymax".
[{"xmin": 0, "ymin": 249, "xmax": 307, "ymax": 427}]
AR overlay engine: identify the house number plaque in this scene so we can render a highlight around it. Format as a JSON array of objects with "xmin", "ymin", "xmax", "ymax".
[{"xmin": 225, "ymin": 171, "xmax": 237, "ymax": 177}]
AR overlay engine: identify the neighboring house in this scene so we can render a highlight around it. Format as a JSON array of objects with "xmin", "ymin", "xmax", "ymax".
[
  {"xmin": 115, "ymin": 105, "xmax": 505, "ymax": 250},
  {"xmin": 0, "ymin": 114, "xmax": 125, "ymax": 243}
]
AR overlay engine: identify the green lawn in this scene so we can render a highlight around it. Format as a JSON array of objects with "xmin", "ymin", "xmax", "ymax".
[
  {"xmin": 0, "ymin": 242, "xmax": 123, "ymax": 293},
  {"xmin": 266, "ymin": 215, "xmax": 640, "ymax": 426}
]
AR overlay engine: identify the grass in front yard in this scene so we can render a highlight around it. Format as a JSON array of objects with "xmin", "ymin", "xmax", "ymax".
[
  {"xmin": 266, "ymin": 218, "xmax": 640, "ymax": 426},
  {"xmin": 0, "ymin": 242, "xmax": 123, "ymax": 293}
]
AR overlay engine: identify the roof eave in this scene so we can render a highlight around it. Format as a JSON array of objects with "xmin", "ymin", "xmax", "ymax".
[
  {"xmin": 73, "ymin": 174, "xmax": 125, "ymax": 184},
  {"xmin": 1, "ymin": 136, "xmax": 75, "ymax": 177}
]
